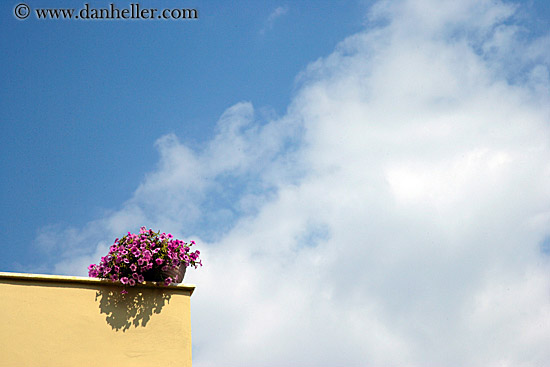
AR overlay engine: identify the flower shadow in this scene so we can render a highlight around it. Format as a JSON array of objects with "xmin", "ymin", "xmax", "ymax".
[{"xmin": 95, "ymin": 285, "xmax": 171, "ymax": 332}]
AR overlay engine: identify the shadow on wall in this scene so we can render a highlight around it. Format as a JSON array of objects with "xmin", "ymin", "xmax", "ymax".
[{"xmin": 95, "ymin": 286, "xmax": 171, "ymax": 331}]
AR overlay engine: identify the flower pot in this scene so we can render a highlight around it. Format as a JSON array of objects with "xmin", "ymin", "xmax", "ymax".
[{"xmin": 161, "ymin": 263, "xmax": 187, "ymax": 284}]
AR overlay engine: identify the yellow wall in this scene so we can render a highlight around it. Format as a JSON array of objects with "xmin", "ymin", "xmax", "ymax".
[{"xmin": 0, "ymin": 272, "xmax": 195, "ymax": 367}]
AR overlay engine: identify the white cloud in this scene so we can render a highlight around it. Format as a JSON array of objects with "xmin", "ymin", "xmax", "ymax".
[
  {"xmin": 35, "ymin": 0, "xmax": 550, "ymax": 365},
  {"xmin": 261, "ymin": 6, "xmax": 289, "ymax": 34},
  {"xmin": 268, "ymin": 6, "xmax": 288, "ymax": 22}
]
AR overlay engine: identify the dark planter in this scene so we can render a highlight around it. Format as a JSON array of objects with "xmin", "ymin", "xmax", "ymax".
[
  {"xmin": 142, "ymin": 263, "xmax": 187, "ymax": 284},
  {"xmin": 160, "ymin": 263, "xmax": 187, "ymax": 284}
]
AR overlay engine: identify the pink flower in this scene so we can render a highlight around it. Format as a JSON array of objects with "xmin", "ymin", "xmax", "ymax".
[
  {"xmin": 121, "ymin": 289, "xmax": 128, "ymax": 295},
  {"xmin": 88, "ymin": 229, "xmax": 201, "ymax": 285},
  {"xmin": 164, "ymin": 277, "xmax": 173, "ymax": 286}
]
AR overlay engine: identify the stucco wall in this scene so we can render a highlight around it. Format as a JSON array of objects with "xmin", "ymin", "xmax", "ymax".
[{"xmin": 0, "ymin": 272, "xmax": 194, "ymax": 367}]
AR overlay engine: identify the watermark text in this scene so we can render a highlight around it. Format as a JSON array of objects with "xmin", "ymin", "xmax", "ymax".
[{"xmin": 14, "ymin": 3, "xmax": 198, "ymax": 21}]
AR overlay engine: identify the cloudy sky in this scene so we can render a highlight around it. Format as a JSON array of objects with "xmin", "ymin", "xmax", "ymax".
[{"xmin": 2, "ymin": 0, "xmax": 550, "ymax": 365}]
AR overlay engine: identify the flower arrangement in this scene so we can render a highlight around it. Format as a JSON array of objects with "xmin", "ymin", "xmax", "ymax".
[{"xmin": 88, "ymin": 227, "xmax": 201, "ymax": 291}]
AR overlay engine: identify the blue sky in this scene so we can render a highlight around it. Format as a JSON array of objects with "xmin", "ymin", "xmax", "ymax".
[
  {"xmin": 1, "ymin": 0, "xmax": 369, "ymax": 270},
  {"xmin": 2, "ymin": 0, "xmax": 550, "ymax": 366}
]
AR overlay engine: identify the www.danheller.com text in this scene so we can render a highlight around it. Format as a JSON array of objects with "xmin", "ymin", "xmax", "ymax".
[{"xmin": 33, "ymin": 3, "xmax": 198, "ymax": 20}]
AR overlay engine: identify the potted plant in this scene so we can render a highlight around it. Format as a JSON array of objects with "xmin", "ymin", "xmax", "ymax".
[{"xmin": 88, "ymin": 227, "xmax": 201, "ymax": 292}]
